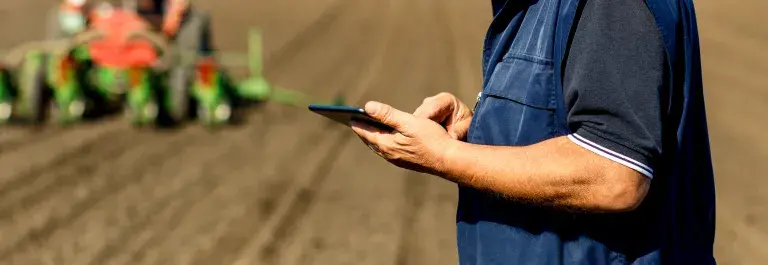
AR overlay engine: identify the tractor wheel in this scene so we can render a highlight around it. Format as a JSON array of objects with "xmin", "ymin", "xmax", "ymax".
[
  {"xmin": 213, "ymin": 100, "xmax": 233, "ymax": 124},
  {"xmin": 124, "ymin": 76, "xmax": 159, "ymax": 127},
  {"xmin": 15, "ymin": 55, "xmax": 49, "ymax": 124},
  {"xmin": 166, "ymin": 67, "xmax": 193, "ymax": 125},
  {"xmin": 0, "ymin": 70, "xmax": 14, "ymax": 124},
  {"xmin": 0, "ymin": 101, "xmax": 12, "ymax": 124},
  {"xmin": 142, "ymin": 99, "xmax": 160, "ymax": 126},
  {"xmin": 125, "ymin": 98, "xmax": 159, "ymax": 127},
  {"xmin": 197, "ymin": 98, "xmax": 231, "ymax": 128},
  {"xmin": 51, "ymin": 98, "xmax": 87, "ymax": 125}
]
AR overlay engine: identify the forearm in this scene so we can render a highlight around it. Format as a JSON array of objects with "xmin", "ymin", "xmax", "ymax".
[{"xmin": 439, "ymin": 136, "xmax": 646, "ymax": 212}]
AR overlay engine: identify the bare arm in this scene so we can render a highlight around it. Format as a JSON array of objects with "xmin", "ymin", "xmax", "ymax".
[
  {"xmin": 429, "ymin": 0, "xmax": 665, "ymax": 214},
  {"xmin": 439, "ymin": 136, "xmax": 650, "ymax": 213}
]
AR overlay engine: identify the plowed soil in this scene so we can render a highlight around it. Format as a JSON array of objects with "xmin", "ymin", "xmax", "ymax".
[{"xmin": 0, "ymin": 0, "xmax": 763, "ymax": 264}]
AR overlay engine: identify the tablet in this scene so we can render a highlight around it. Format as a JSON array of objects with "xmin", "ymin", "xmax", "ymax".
[{"xmin": 308, "ymin": 104, "xmax": 392, "ymax": 131}]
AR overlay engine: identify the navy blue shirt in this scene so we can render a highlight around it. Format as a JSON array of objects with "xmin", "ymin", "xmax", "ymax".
[
  {"xmin": 458, "ymin": 0, "xmax": 716, "ymax": 264},
  {"xmin": 563, "ymin": 0, "xmax": 666, "ymax": 178}
]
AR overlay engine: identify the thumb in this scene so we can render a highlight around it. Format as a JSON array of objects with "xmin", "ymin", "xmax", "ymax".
[
  {"xmin": 447, "ymin": 131, "xmax": 459, "ymax": 140},
  {"xmin": 364, "ymin": 101, "xmax": 411, "ymax": 131}
]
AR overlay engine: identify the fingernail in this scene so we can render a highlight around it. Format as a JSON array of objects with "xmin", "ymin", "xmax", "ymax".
[{"xmin": 366, "ymin": 101, "xmax": 381, "ymax": 115}]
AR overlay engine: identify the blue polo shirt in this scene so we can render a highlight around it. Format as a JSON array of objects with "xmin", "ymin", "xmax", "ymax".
[{"xmin": 457, "ymin": 0, "xmax": 716, "ymax": 264}]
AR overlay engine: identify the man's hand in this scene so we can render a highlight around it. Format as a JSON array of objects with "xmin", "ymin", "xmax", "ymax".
[
  {"xmin": 349, "ymin": 101, "xmax": 650, "ymax": 213},
  {"xmin": 350, "ymin": 101, "xmax": 456, "ymax": 175},
  {"xmin": 162, "ymin": 0, "xmax": 189, "ymax": 37},
  {"xmin": 412, "ymin": 92, "xmax": 473, "ymax": 141}
]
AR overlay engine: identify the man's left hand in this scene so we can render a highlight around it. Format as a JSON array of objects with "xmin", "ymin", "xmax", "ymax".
[{"xmin": 350, "ymin": 101, "xmax": 456, "ymax": 175}]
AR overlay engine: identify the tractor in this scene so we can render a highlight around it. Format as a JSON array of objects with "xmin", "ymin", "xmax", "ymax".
[
  {"xmin": 0, "ymin": 0, "xmax": 345, "ymax": 127},
  {"xmin": 30, "ymin": 0, "xmax": 237, "ymax": 127},
  {"xmin": 63, "ymin": 0, "xmax": 339, "ymax": 127}
]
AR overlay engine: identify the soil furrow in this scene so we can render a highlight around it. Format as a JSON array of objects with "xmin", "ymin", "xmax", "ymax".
[
  {"xmin": 87, "ymin": 122, "xmax": 269, "ymax": 265},
  {"xmin": 0, "ymin": 127, "xmax": 60, "ymax": 152},
  {"xmin": 0, "ymin": 130, "xmax": 207, "ymax": 262},
  {"xmin": 0, "ymin": 128, "xmax": 127, "ymax": 200},
  {"xmin": 0, "ymin": 131, "xmax": 160, "ymax": 219},
  {"xmin": 187, "ymin": 0, "xmax": 394, "ymax": 262},
  {"xmin": 257, "ymin": 133, "xmax": 352, "ymax": 264},
  {"xmin": 0, "ymin": 120, "xmax": 126, "ymax": 190},
  {"xmin": 241, "ymin": 6, "xmax": 403, "ymax": 264},
  {"xmin": 82, "ymin": 148, "xmax": 247, "ymax": 265},
  {"xmin": 261, "ymin": 0, "xmax": 356, "ymax": 76}
]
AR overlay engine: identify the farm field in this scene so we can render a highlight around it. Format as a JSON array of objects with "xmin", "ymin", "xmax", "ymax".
[{"xmin": 0, "ymin": 0, "xmax": 764, "ymax": 264}]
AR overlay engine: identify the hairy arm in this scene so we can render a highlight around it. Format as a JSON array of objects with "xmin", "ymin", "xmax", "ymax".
[{"xmin": 439, "ymin": 136, "xmax": 650, "ymax": 213}]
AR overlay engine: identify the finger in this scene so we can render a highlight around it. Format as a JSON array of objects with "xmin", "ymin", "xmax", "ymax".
[
  {"xmin": 445, "ymin": 118, "xmax": 471, "ymax": 140},
  {"xmin": 412, "ymin": 103, "xmax": 450, "ymax": 123},
  {"xmin": 350, "ymin": 120, "xmax": 387, "ymax": 135},
  {"xmin": 413, "ymin": 94, "xmax": 454, "ymax": 124},
  {"xmin": 350, "ymin": 120, "xmax": 385, "ymax": 145},
  {"xmin": 364, "ymin": 101, "xmax": 413, "ymax": 131},
  {"xmin": 412, "ymin": 95, "xmax": 439, "ymax": 117},
  {"xmin": 447, "ymin": 130, "xmax": 459, "ymax": 140},
  {"xmin": 350, "ymin": 121, "xmax": 390, "ymax": 157},
  {"xmin": 413, "ymin": 94, "xmax": 448, "ymax": 116},
  {"xmin": 411, "ymin": 104, "xmax": 431, "ymax": 118}
]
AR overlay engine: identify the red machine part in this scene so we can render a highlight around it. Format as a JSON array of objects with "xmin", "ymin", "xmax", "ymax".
[
  {"xmin": 128, "ymin": 67, "xmax": 144, "ymax": 87},
  {"xmin": 87, "ymin": 9, "xmax": 158, "ymax": 68},
  {"xmin": 58, "ymin": 55, "xmax": 75, "ymax": 86},
  {"xmin": 195, "ymin": 57, "xmax": 215, "ymax": 87}
]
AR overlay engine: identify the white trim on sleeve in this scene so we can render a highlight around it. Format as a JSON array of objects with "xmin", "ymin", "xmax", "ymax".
[{"xmin": 567, "ymin": 133, "xmax": 654, "ymax": 178}]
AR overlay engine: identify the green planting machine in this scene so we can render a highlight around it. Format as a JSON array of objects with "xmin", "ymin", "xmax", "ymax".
[{"xmin": 0, "ymin": 0, "xmax": 343, "ymax": 128}]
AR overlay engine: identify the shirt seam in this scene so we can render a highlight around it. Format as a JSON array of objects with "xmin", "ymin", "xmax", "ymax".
[{"xmin": 568, "ymin": 133, "xmax": 654, "ymax": 178}]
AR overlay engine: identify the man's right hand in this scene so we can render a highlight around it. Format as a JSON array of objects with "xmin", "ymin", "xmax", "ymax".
[{"xmin": 412, "ymin": 92, "xmax": 474, "ymax": 141}]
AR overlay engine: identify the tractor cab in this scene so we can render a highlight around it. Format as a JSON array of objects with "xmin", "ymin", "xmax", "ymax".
[
  {"xmin": 65, "ymin": 0, "xmax": 185, "ymax": 34},
  {"xmin": 101, "ymin": 0, "xmax": 189, "ymax": 36},
  {"xmin": 135, "ymin": 0, "xmax": 166, "ymax": 31},
  {"xmin": 86, "ymin": 3, "xmax": 159, "ymax": 69}
]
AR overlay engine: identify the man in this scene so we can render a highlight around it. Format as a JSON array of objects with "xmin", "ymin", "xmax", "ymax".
[
  {"xmin": 47, "ymin": 0, "xmax": 90, "ymax": 39},
  {"xmin": 351, "ymin": 0, "xmax": 715, "ymax": 264},
  {"xmin": 136, "ymin": 0, "xmax": 213, "ymax": 56}
]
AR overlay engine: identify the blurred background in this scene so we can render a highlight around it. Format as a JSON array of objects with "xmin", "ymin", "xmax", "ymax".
[{"xmin": 0, "ymin": 0, "xmax": 763, "ymax": 264}]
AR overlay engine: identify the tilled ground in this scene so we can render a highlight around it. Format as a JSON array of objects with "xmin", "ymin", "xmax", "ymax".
[{"xmin": 0, "ymin": 0, "xmax": 764, "ymax": 264}]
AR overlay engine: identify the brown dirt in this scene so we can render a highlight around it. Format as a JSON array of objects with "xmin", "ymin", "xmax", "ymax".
[{"xmin": 0, "ymin": 0, "xmax": 762, "ymax": 264}]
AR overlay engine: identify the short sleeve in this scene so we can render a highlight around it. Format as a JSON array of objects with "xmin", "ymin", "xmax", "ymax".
[{"xmin": 563, "ymin": 0, "xmax": 668, "ymax": 178}]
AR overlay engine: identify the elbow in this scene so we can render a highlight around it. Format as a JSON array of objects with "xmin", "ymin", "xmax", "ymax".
[
  {"xmin": 591, "ymin": 173, "xmax": 650, "ymax": 213},
  {"xmin": 600, "ymin": 184, "xmax": 647, "ymax": 212}
]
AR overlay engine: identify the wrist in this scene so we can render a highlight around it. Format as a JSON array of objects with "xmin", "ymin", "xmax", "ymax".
[{"xmin": 437, "ymin": 139, "xmax": 464, "ymax": 178}]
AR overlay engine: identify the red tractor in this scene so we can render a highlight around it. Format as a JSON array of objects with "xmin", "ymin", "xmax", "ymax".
[
  {"xmin": 36, "ymin": 0, "xmax": 227, "ymax": 126},
  {"xmin": 0, "ymin": 0, "xmax": 341, "ymax": 126}
]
